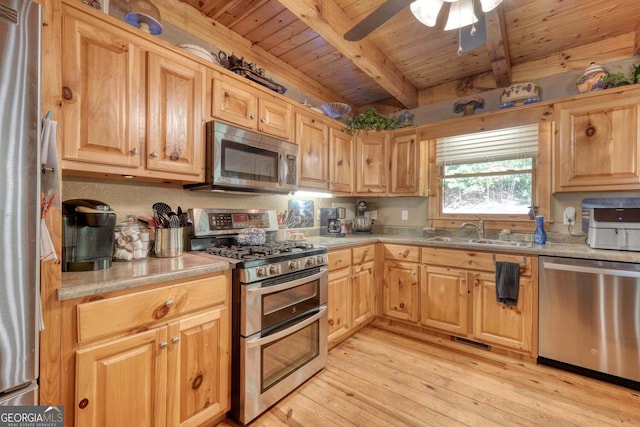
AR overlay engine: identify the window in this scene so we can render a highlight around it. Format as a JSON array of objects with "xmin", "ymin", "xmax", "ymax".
[{"xmin": 435, "ymin": 124, "xmax": 539, "ymax": 217}]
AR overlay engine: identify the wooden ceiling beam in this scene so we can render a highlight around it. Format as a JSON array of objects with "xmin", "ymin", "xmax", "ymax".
[
  {"xmin": 161, "ymin": 0, "xmax": 348, "ymax": 104},
  {"xmin": 484, "ymin": 5, "xmax": 511, "ymax": 88},
  {"xmin": 277, "ymin": 0, "xmax": 419, "ymax": 109}
]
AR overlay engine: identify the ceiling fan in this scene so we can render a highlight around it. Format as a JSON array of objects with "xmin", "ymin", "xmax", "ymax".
[{"xmin": 344, "ymin": 0, "xmax": 503, "ymax": 53}]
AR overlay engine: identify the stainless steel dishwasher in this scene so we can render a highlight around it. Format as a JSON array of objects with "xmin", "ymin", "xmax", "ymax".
[{"xmin": 539, "ymin": 256, "xmax": 640, "ymax": 389}]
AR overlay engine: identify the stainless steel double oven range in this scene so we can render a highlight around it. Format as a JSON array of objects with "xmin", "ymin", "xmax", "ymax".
[{"xmin": 189, "ymin": 208, "xmax": 328, "ymax": 424}]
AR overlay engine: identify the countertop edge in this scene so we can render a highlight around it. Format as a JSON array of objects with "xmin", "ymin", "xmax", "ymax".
[{"xmin": 59, "ymin": 253, "xmax": 231, "ymax": 301}]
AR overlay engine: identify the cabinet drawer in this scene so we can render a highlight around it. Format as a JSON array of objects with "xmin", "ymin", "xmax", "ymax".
[
  {"xmin": 352, "ymin": 244, "xmax": 375, "ymax": 265},
  {"xmin": 328, "ymin": 249, "xmax": 352, "ymax": 270},
  {"xmin": 384, "ymin": 244, "xmax": 420, "ymax": 263},
  {"xmin": 421, "ymin": 247, "xmax": 532, "ymax": 276},
  {"xmin": 77, "ymin": 275, "xmax": 227, "ymax": 344}
]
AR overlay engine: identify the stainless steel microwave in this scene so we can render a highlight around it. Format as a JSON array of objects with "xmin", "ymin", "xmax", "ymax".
[{"xmin": 188, "ymin": 121, "xmax": 298, "ymax": 194}]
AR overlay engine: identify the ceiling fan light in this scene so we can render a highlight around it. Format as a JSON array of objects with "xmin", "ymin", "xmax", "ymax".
[
  {"xmin": 410, "ymin": 0, "xmax": 444, "ymax": 27},
  {"xmin": 479, "ymin": 0, "xmax": 503, "ymax": 12},
  {"xmin": 443, "ymin": 0, "xmax": 478, "ymax": 31}
]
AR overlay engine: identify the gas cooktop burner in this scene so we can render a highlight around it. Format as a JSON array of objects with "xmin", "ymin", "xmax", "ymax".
[{"xmin": 205, "ymin": 241, "xmax": 315, "ymax": 260}]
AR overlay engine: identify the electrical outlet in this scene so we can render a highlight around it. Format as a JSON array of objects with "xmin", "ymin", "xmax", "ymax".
[
  {"xmin": 369, "ymin": 210, "xmax": 378, "ymax": 220},
  {"xmin": 401, "ymin": 210, "xmax": 408, "ymax": 221},
  {"xmin": 564, "ymin": 206, "xmax": 576, "ymax": 225}
]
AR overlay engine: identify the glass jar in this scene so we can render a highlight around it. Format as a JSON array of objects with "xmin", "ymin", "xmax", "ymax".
[{"xmin": 113, "ymin": 216, "xmax": 152, "ymax": 261}]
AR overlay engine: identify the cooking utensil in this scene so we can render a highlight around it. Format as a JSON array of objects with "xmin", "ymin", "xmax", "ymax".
[{"xmin": 152, "ymin": 202, "xmax": 172, "ymax": 215}]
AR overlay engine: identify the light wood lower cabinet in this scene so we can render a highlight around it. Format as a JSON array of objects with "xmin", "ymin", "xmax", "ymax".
[
  {"xmin": 382, "ymin": 244, "xmax": 420, "ymax": 322},
  {"xmin": 421, "ymin": 247, "xmax": 536, "ymax": 353},
  {"xmin": 68, "ymin": 272, "xmax": 231, "ymax": 427},
  {"xmin": 327, "ymin": 245, "xmax": 376, "ymax": 347}
]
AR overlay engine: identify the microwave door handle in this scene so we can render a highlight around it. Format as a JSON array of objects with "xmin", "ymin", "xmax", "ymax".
[
  {"xmin": 279, "ymin": 152, "xmax": 283, "ymax": 185},
  {"xmin": 246, "ymin": 306, "xmax": 327, "ymax": 348},
  {"xmin": 246, "ymin": 268, "xmax": 328, "ymax": 296}
]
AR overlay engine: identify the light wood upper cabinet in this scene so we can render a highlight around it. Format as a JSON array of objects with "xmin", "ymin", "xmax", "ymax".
[
  {"xmin": 296, "ymin": 112, "xmax": 329, "ymax": 189},
  {"xmin": 355, "ymin": 132, "xmax": 388, "ymax": 194},
  {"xmin": 389, "ymin": 130, "xmax": 418, "ymax": 194},
  {"xmin": 554, "ymin": 88, "xmax": 640, "ymax": 192},
  {"xmin": 211, "ymin": 71, "xmax": 293, "ymax": 140},
  {"xmin": 60, "ymin": 4, "xmax": 206, "ymax": 183},
  {"xmin": 329, "ymin": 127, "xmax": 354, "ymax": 193},
  {"xmin": 61, "ymin": 8, "xmax": 144, "ymax": 169},
  {"xmin": 147, "ymin": 50, "xmax": 205, "ymax": 179}
]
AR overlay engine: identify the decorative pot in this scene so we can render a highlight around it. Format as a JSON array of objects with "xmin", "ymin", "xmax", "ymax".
[
  {"xmin": 499, "ymin": 82, "xmax": 540, "ymax": 109},
  {"xmin": 576, "ymin": 62, "xmax": 609, "ymax": 93}
]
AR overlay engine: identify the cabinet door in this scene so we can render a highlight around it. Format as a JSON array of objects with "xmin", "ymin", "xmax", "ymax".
[
  {"xmin": 328, "ymin": 268, "xmax": 351, "ymax": 343},
  {"xmin": 76, "ymin": 328, "xmax": 167, "ymax": 427},
  {"xmin": 329, "ymin": 127, "xmax": 354, "ymax": 193},
  {"xmin": 211, "ymin": 73, "xmax": 258, "ymax": 129},
  {"xmin": 258, "ymin": 97, "xmax": 292, "ymax": 140},
  {"xmin": 356, "ymin": 132, "xmax": 387, "ymax": 194},
  {"xmin": 389, "ymin": 131, "xmax": 417, "ymax": 194},
  {"xmin": 420, "ymin": 266, "xmax": 468, "ymax": 335},
  {"xmin": 296, "ymin": 113, "xmax": 329, "ymax": 189},
  {"xmin": 167, "ymin": 308, "xmax": 230, "ymax": 427},
  {"xmin": 61, "ymin": 10, "xmax": 144, "ymax": 168},
  {"xmin": 382, "ymin": 260, "xmax": 419, "ymax": 322},
  {"xmin": 472, "ymin": 272, "xmax": 533, "ymax": 351},
  {"xmin": 352, "ymin": 261, "xmax": 375, "ymax": 327},
  {"xmin": 555, "ymin": 91, "xmax": 640, "ymax": 191},
  {"xmin": 147, "ymin": 51, "xmax": 204, "ymax": 179}
]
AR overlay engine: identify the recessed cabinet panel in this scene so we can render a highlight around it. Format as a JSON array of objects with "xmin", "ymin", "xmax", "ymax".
[
  {"xmin": 329, "ymin": 128, "xmax": 354, "ymax": 193},
  {"xmin": 420, "ymin": 266, "xmax": 468, "ymax": 335},
  {"xmin": 390, "ymin": 131, "xmax": 417, "ymax": 194},
  {"xmin": 61, "ymin": 11, "xmax": 143, "ymax": 168},
  {"xmin": 555, "ymin": 90, "xmax": 640, "ymax": 191},
  {"xmin": 296, "ymin": 113, "xmax": 329, "ymax": 189},
  {"xmin": 147, "ymin": 52, "xmax": 204, "ymax": 178},
  {"xmin": 356, "ymin": 132, "xmax": 387, "ymax": 194}
]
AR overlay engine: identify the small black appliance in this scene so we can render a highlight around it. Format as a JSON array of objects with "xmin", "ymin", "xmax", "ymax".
[
  {"xmin": 62, "ymin": 199, "xmax": 116, "ymax": 272},
  {"xmin": 320, "ymin": 207, "xmax": 346, "ymax": 237}
]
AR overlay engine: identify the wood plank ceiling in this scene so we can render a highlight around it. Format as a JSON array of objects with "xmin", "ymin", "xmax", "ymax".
[{"xmin": 179, "ymin": 0, "xmax": 640, "ymax": 110}]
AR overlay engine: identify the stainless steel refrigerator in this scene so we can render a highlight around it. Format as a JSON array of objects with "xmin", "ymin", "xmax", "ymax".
[{"xmin": 0, "ymin": 0, "xmax": 42, "ymax": 406}]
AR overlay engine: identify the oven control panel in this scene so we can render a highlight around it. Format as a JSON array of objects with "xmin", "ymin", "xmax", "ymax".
[
  {"xmin": 190, "ymin": 208, "xmax": 279, "ymax": 236},
  {"xmin": 239, "ymin": 253, "xmax": 328, "ymax": 283}
]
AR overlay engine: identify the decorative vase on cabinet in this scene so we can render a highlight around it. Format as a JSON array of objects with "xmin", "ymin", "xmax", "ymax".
[{"xmin": 576, "ymin": 62, "xmax": 609, "ymax": 93}]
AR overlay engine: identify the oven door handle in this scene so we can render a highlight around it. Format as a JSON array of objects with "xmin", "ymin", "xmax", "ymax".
[
  {"xmin": 543, "ymin": 261, "xmax": 640, "ymax": 278},
  {"xmin": 246, "ymin": 268, "xmax": 328, "ymax": 296},
  {"xmin": 246, "ymin": 305, "xmax": 327, "ymax": 348}
]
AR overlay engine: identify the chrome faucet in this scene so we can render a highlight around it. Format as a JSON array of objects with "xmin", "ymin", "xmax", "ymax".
[{"xmin": 460, "ymin": 217, "xmax": 484, "ymax": 239}]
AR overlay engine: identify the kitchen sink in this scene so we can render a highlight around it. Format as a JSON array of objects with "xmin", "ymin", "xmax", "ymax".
[
  {"xmin": 468, "ymin": 239, "xmax": 532, "ymax": 247},
  {"xmin": 426, "ymin": 236, "xmax": 531, "ymax": 247}
]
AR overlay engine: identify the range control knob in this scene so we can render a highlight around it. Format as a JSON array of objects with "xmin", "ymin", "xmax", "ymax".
[
  {"xmin": 269, "ymin": 264, "xmax": 280, "ymax": 275},
  {"xmin": 306, "ymin": 257, "xmax": 316, "ymax": 267},
  {"xmin": 256, "ymin": 267, "xmax": 267, "ymax": 278},
  {"xmin": 289, "ymin": 260, "xmax": 299, "ymax": 271},
  {"xmin": 316, "ymin": 255, "xmax": 326, "ymax": 265}
]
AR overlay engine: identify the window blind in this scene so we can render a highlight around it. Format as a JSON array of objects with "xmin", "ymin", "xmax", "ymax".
[{"xmin": 436, "ymin": 124, "xmax": 539, "ymax": 166}]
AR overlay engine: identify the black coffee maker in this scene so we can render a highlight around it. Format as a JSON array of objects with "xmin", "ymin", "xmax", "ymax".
[
  {"xmin": 62, "ymin": 199, "xmax": 117, "ymax": 272},
  {"xmin": 319, "ymin": 207, "xmax": 346, "ymax": 237}
]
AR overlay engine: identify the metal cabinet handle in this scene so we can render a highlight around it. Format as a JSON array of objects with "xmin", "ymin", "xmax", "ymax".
[
  {"xmin": 165, "ymin": 299, "xmax": 174, "ymax": 307},
  {"xmin": 171, "ymin": 336, "xmax": 179, "ymax": 344},
  {"xmin": 159, "ymin": 342, "xmax": 168, "ymax": 349},
  {"xmin": 474, "ymin": 279, "xmax": 480, "ymax": 286},
  {"xmin": 130, "ymin": 148, "xmax": 139, "ymax": 155},
  {"xmin": 260, "ymin": 117, "xmax": 267, "ymax": 123},
  {"xmin": 150, "ymin": 151, "xmax": 160, "ymax": 158},
  {"xmin": 250, "ymin": 114, "xmax": 256, "ymax": 119}
]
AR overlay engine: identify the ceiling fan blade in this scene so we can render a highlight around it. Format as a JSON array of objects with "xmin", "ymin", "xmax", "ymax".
[
  {"xmin": 344, "ymin": 0, "xmax": 414, "ymax": 42},
  {"xmin": 459, "ymin": 11, "xmax": 486, "ymax": 53}
]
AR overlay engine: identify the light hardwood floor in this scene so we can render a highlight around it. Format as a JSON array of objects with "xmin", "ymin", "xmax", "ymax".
[{"xmin": 219, "ymin": 326, "xmax": 640, "ymax": 426}]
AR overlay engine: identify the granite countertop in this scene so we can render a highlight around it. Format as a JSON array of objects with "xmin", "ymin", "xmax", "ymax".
[
  {"xmin": 60, "ymin": 234, "xmax": 638, "ymax": 301},
  {"xmin": 304, "ymin": 234, "xmax": 640, "ymax": 263},
  {"xmin": 59, "ymin": 252, "xmax": 231, "ymax": 301}
]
